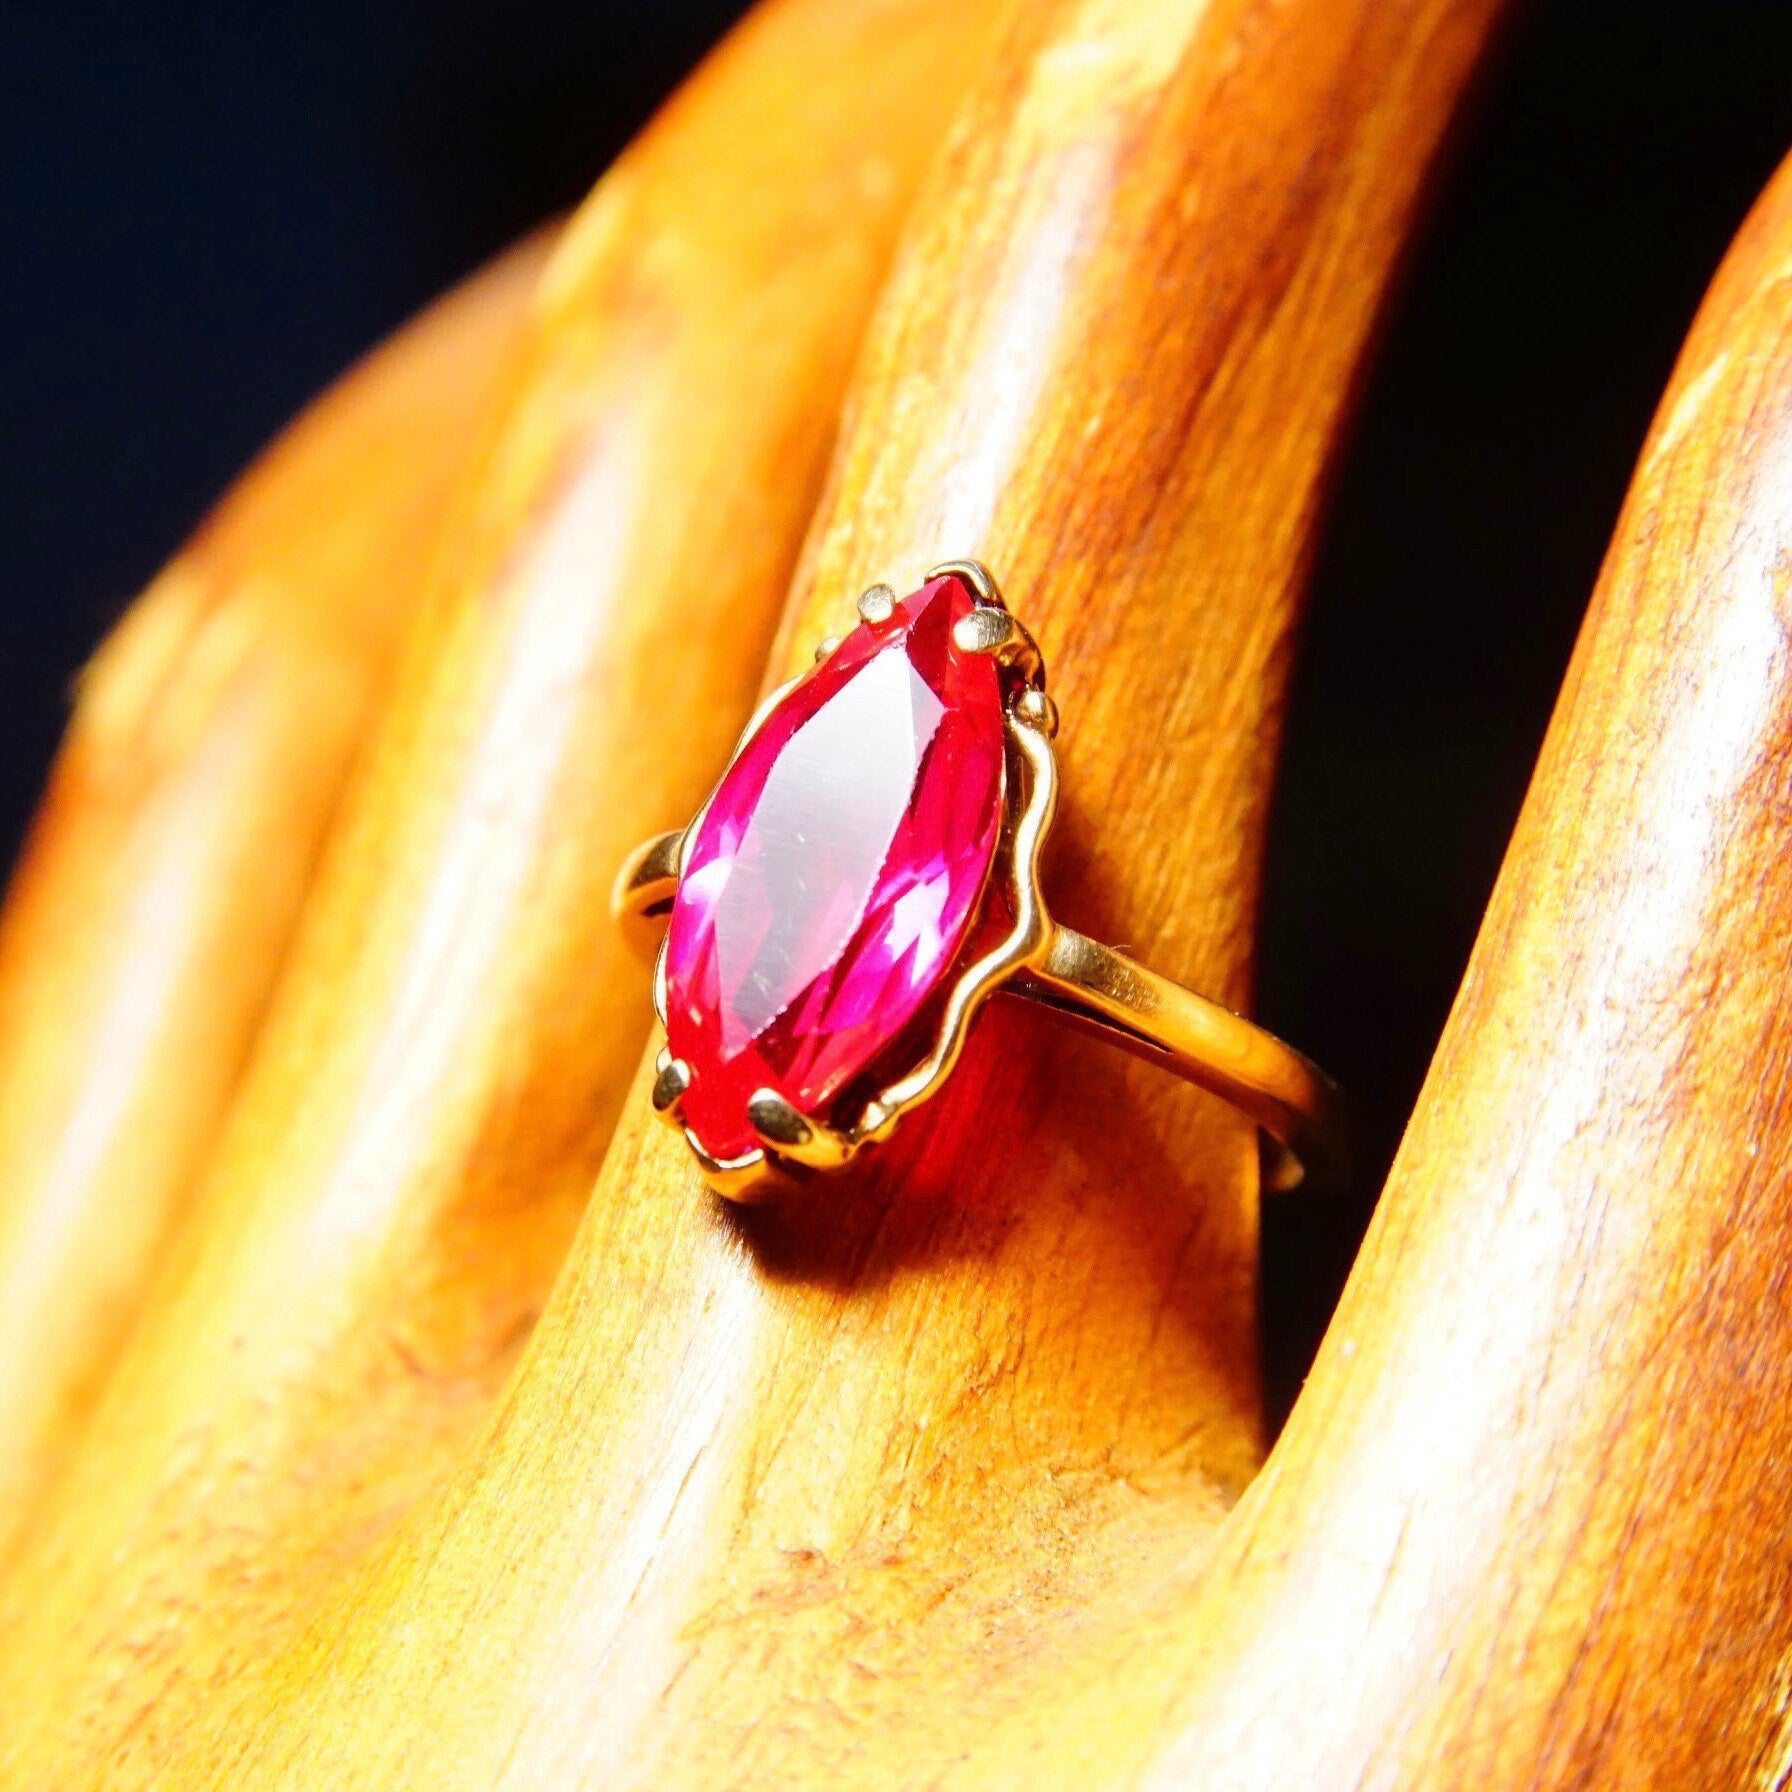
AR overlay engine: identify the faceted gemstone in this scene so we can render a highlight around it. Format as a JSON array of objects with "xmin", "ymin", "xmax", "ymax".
[{"xmin": 664, "ymin": 573, "xmax": 1006, "ymax": 1161}]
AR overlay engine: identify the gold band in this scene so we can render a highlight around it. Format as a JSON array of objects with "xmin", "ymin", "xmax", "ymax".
[
  {"xmin": 616, "ymin": 828, "xmax": 1346, "ymax": 1192},
  {"xmin": 1014, "ymin": 927, "xmax": 1346, "ymax": 1192}
]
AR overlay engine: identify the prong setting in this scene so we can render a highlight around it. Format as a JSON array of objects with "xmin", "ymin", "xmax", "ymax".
[
  {"xmin": 951, "ymin": 604, "xmax": 1046, "ymax": 687},
  {"xmin": 747, "ymin": 1089, "xmax": 857, "ymax": 1170},
  {"xmin": 1013, "ymin": 687, "xmax": 1058, "ymax": 736},
  {"xmin": 857, "ymin": 583, "xmax": 897, "ymax": 624},
  {"xmin": 652, "ymin": 1054, "xmax": 693, "ymax": 1119},
  {"xmin": 746, "ymin": 1088, "xmax": 811, "ymax": 1147}
]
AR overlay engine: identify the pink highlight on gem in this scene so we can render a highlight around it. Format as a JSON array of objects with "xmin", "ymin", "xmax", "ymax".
[{"xmin": 664, "ymin": 574, "xmax": 1005, "ymax": 1161}]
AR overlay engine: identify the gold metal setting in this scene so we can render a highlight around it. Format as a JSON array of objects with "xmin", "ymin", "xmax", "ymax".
[{"xmin": 614, "ymin": 559, "xmax": 1348, "ymax": 1201}]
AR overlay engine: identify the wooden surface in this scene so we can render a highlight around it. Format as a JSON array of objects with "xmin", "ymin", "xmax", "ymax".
[
  {"xmin": 175, "ymin": 0, "xmax": 1503, "ymax": 1785},
  {"xmin": 0, "ymin": 230, "xmax": 547, "ymax": 1561},
  {"xmin": 0, "ymin": 0, "xmax": 1001, "ymax": 1780},
  {"xmin": 11, "ymin": 2, "xmax": 1789, "ymax": 1789},
  {"xmin": 1068, "ymin": 139, "xmax": 1792, "ymax": 1792}
]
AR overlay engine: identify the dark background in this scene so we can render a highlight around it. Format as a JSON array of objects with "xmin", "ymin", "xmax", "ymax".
[{"xmin": 4, "ymin": 3, "xmax": 1791, "ymax": 1422}]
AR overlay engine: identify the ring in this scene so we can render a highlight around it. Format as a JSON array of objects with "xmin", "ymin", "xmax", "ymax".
[{"xmin": 614, "ymin": 560, "xmax": 1347, "ymax": 1203}]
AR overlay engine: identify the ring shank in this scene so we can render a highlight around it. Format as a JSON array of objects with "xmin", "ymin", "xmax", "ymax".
[{"xmin": 1011, "ymin": 928, "xmax": 1348, "ymax": 1192}]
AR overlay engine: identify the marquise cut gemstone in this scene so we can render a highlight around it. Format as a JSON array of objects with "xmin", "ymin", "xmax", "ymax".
[{"xmin": 664, "ymin": 573, "xmax": 1006, "ymax": 1162}]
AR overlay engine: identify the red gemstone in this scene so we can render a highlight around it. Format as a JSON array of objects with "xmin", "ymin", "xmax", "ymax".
[{"xmin": 664, "ymin": 574, "xmax": 1006, "ymax": 1162}]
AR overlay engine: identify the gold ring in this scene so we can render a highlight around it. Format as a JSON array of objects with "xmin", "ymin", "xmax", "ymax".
[{"xmin": 614, "ymin": 560, "xmax": 1347, "ymax": 1202}]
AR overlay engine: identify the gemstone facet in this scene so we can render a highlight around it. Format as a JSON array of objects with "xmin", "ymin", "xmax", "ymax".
[{"xmin": 664, "ymin": 574, "xmax": 1006, "ymax": 1162}]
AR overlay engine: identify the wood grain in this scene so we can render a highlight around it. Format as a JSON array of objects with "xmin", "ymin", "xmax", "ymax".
[
  {"xmin": 933, "ymin": 142, "xmax": 1792, "ymax": 1792},
  {"xmin": 0, "ymin": 0, "xmax": 998, "ymax": 1780},
  {"xmin": 0, "ymin": 230, "xmax": 547, "ymax": 1560},
  {"xmin": 169, "ymin": 1, "xmax": 1510, "ymax": 1786}
]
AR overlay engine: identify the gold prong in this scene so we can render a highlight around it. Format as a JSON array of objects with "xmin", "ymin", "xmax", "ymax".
[
  {"xmin": 952, "ymin": 606, "xmax": 1007, "ymax": 654},
  {"xmin": 747, "ymin": 1088, "xmax": 811, "ymax": 1147},
  {"xmin": 652, "ymin": 1055, "xmax": 692, "ymax": 1123},
  {"xmin": 747, "ymin": 1089, "xmax": 855, "ymax": 1169},
  {"xmin": 858, "ymin": 583, "xmax": 897, "ymax": 624},
  {"xmin": 924, "ymin": 557, "xmax": 1003, "ymax": 606},
  {"xmin": 1013, "ymin": 687, "xmax": 1058, "ymax": 737},
  {"xmin": 814, "ymin": 633, "xmax": 843, "ymax": 664},
  {"xmin": 952, "ymin": 605, "xmax": 1045, "ymax": 685}
]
